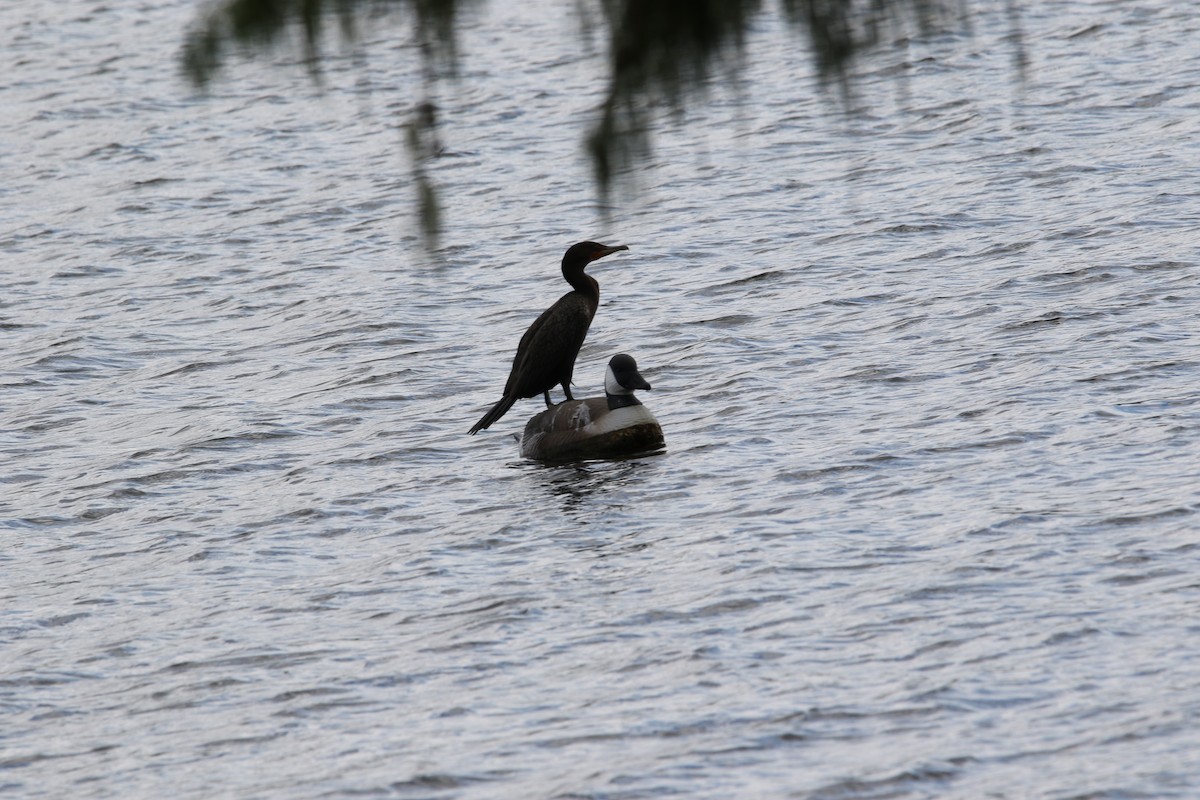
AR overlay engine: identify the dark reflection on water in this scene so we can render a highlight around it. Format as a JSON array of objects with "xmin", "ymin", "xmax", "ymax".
[
  {"xmin": 3, "ymin": 0, "xmax": 1200, "ymax": 798},
  {"xmin": 519, "ymin": 453, "xmax": 669, "ymax": 510}
]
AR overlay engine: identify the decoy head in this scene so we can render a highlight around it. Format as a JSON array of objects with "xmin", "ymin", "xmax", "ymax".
[{"xmin": 605, "ymin": 353, "xmax": 651, "ymax": 396}]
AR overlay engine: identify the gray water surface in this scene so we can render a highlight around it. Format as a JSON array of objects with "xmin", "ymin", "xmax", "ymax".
[{"xmin": 3, "ymin": 1, "xmax": 1200, "ymax": 798}]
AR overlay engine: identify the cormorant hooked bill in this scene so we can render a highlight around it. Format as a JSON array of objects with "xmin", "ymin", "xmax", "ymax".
[{"xmin": 468, "ymin": 241, "xmax": 628, "ymax": 435}]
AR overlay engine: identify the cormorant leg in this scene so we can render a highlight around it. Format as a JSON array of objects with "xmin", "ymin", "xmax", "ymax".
[
  {"xmin": 562, "ymin": 384, "xmax": 574, "ymax": 401},
  {"xmin": 543, "ymin": 391, "xmax": 553, "ymax": 408}
]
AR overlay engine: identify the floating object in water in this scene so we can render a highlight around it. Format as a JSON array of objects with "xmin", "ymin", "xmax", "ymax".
[{"xmin": 519, "ymin": 353, "xmax": 664, "ymax": 461}]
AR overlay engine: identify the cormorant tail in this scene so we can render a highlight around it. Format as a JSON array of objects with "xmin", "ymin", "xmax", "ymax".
[{"xmin": 469, "ymin": 395, "xmax": 517, "ymax": 435}]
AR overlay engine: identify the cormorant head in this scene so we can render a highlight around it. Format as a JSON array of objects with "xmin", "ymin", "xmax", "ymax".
[
  {"xmin": 563, "ymin": 241, "xmax": 628, "ymax": 271},
  {"xmin": 605, "ymin": 353, "xmax": 651, "ymax": 396}
]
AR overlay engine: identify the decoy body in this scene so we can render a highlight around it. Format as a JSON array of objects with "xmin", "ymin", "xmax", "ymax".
[
  {"xmin": 469, "ymin": 241, "xmax": 628, "ymax": 435},
  {"xmin": 519, "ymin": 353, "xmax": 664, "ymax": 462}
]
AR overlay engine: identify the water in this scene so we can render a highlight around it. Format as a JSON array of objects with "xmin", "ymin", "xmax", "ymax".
[{"xmin": 3, "ymin": 0, "xmax": 1199, "ymax": 797}]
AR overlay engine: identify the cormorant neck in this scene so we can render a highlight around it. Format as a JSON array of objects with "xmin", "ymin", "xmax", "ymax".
[
  {"xmin": 606, "ymin": 393, "xmax": 643, "ymax": 410},
  {"xmin": 562, "ymin": 263, "xmax": 600, "ymax": 301}
]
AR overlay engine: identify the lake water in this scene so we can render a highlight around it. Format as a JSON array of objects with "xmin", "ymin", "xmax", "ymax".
[{"xmin": 3, "ymin": 1, "xmax": 1199, "ymax": 798}]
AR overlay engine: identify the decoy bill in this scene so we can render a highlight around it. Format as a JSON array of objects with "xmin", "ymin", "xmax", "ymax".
[
  {"xmin": 468, "ymin": 241, "xmax": 628, "ymax": 435},
  {"xmin": 519, "ymin": 353, "xmax": 664, "ymax": 462}
]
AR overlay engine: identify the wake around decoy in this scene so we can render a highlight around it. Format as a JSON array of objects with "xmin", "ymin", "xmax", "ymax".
[
  {"xmin": 519, "ymin": 353, "xmax": 664, "ymax": 462},
  {"xmin": 468, "ymin": 241, "xmax": 628, "ymax": 435}
]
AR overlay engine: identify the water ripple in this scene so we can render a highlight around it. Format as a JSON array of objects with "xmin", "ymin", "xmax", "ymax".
[{"xmin": 2, "ymin": 1, "xmax": 1199, "ymax": 798}]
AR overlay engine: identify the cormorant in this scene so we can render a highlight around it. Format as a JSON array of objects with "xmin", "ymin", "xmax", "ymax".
[
  {"xmin": 468, "ymin": 241, "xmax": 628, "ymax": 435},
  {"xmin": 519, "ymin": 353, "xmax": 664, "ymax": 461}
]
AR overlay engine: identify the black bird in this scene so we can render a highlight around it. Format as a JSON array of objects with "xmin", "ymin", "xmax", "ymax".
[{"xmin": 468, "ymin": 241, "xmax": 628, "ymax": 434}]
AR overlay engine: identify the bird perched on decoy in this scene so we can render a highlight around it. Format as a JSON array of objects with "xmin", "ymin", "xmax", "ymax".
[
  {"xmin": 468, "ymin": 241, "xmax": 628, "ymax": 435},
  {"xmin": 519, "ymin": 353, "xmax": 664, "ymax": 461}
]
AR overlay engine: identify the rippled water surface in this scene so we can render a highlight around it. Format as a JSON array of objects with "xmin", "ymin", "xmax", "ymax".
[{"xmin": 3, "ymin": 1, "xmax": 1200, "ymax": 798}]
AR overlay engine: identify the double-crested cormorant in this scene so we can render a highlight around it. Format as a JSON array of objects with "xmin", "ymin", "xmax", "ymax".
[
  {"xmin": 519, "ymin": 353, "xmax": 664, "ymax": 461},
  {"xmin": 468, "ymin": 241, "xmax": 628, "ymax": 435}
]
